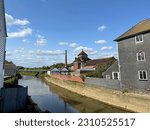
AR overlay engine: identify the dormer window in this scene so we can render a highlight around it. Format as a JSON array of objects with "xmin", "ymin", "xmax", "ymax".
[{"xmin": 135, "ymin": 34, "xmax": 143, "ymax": 43}]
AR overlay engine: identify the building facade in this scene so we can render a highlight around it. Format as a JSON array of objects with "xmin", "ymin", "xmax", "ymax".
[
  {"xmin": 4, "ymin": 64, "xmax": 17, "ymax": 77},
  {"xmin": 73, "ymin": 50, "xmax": 116, "ymax": 72},
  {"xmin": 73, "ymin": 50, "xmax": 91, "ymax": 71},
  {"xmin": 0, "ymin": 0, "xmax": 7, "ymax": 88},
  {"xmin": 102, "ymin": 61, "xmax": 119, "ymax": 80},
  {"xmin": 104, "ymin": 19, "xmax": 150, "ymax": 90}
]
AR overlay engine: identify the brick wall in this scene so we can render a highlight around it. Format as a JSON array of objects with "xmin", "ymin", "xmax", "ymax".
[{"xmin": 50, "ymin": 74, "xmax": 83, "ymax": 83}]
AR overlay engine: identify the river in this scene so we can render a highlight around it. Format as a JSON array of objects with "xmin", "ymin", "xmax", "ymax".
[{"xmin": 19, "ymin": 76, "xmax": 130, "ymax": 113}]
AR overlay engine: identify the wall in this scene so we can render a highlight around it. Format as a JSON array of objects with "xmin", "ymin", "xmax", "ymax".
[
  {"xmin": 51, "ymin": 74, "xmax": 83, "ymax": 83},
  {"xmin": 0, "ymin": 86, "xmax": 28, "ymax": 112},
  {"xmin": 0, "ymin": 0, "xmax": 7, "ymax": 88},
  {"xmin": 0, "ymin": 39, "xmax": 6, "ymax": 88},
  {"xmin": 45, "ymin": 76, "xmax": 150, "ymax": 112},
  {"xmin": 118, "ymin": 33, "xmax": 150, "ymax": 90},
  {"xmin": 102, "ymin": 61, "xmax": 119, "ymax": 79},
  {"xmin": 85, "ymin": 77, "xmax": 120, "ymax": 90}
]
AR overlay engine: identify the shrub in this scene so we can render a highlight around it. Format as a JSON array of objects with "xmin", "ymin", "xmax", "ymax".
[{"xmin": 122, "ymin": 89, "xmax": 129, "ymax": 94}]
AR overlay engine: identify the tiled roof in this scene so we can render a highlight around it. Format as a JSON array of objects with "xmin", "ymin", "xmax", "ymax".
[
  {"xmin": 115, "ymin": 19, "xmax": 150, "ymax": 41},
  {"xmin": 85, "ymin": 57, "xmax": 116, "ymax": 67},
  {"xmin": 78, "ymin": 50, "xmax": 88, "ymax": 56}
]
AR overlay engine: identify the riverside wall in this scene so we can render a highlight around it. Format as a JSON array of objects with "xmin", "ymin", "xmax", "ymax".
[{"xmin": 45, "ymin": 76, "xmax": 150, "ymax": 112}]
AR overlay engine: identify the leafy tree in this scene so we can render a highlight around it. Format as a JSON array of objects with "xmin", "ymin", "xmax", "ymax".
[
  {"xmin": 86, "ymin": 59, "xmax": 115, "ymax": 78},
  {"xmin": 5, "ymin": 60, "xmax": 13, "ymax": 64}
]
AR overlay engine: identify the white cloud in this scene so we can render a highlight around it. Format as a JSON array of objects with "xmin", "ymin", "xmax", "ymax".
[
  {"xmin": 8, "ymin": 28, "xmax": 32, "ymax": 38},
  {"xmin": 95, "ymin": 40, "xmax": 107, "ymax": 44},
  {"xmin": 35, "ymin": 35, "xmax": 47, "ymax": 46},
  {"xmin": 58, "ymin": 42, "xmax": 68, "ymax": 45},
  {"xmin": 74, "ymin": 46, "xmax": 97, "ymax": 55},
  {"xmin": 32, "ymin": 50, "xmax": 64, "ymax": 56},
  {"xmin": 69, "ymin": 43, "xmax": 78, "ymax": 48},
  {"xmin": 6, "ymin": 48, "xmax": 65, "ymax": 67},
  {"xmin": 101, "ymin": 46, "xmax": 113, "ymax": 50},
  {"xmin": 22, "ymin": 39, "xmax": 31, "ymax": 44},
  {"xmin": 5, "ymin": 13, "xmax": 30, "ymax": 26},
  {"xmin": 97, "ymin": 25, "xmax": 107, "ymax": 32}
]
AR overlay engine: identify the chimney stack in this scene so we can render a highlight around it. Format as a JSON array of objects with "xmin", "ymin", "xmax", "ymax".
[{"xmin": 65, "ymin": 50, "xmax": 67, "ymax": 68}]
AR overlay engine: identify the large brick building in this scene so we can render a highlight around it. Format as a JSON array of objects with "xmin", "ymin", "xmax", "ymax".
[{"xmin": 73, "ymin": 50, "xmax": 116, "ymax": 71}]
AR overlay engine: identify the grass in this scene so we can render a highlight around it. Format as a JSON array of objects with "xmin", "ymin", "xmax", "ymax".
[
  {"xmin": 4, "ymin": 77, "xmax": 18, "ymax": 85},
  {"xmin": 19, "ymin": 71, "xmax": 38, "ymax": 76}
]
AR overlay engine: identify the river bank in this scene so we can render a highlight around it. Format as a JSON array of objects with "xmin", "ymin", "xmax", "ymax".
[
  {"xmin": 18, "ymin": 76, "xmax": 130, "ymax": 113},
  {"xmin": 45, "ymin": 76, "xmax": 150, "ymax": 113}
]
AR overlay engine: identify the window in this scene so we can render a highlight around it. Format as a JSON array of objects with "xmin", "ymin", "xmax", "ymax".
[
  {"xmin": 106, "ymin": 75, "xmax": 110, "ymax": 79},
  {"xmin": 112, "ymin": 72, "xmax": 119, "ymax": 80},
  {"xmin": 137, "ymin": 52, "xmax": 145, "ymax": 61},
  {"xmin": 138, "ymin": 70, "xmax": 148, "ymax": 81},
  {"xmin": 135, "ymin": 34, "xmax": 143, "ymax": 43}
]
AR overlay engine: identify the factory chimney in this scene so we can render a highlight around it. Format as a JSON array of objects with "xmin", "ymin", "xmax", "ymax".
[{"xmin": 65, "ymin": 50, "xmax": 67, "ymax": 68}]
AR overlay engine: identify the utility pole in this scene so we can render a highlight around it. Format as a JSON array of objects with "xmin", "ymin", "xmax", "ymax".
[{"xmin": 0, "ymin": 0, "xmax": 7, "ymax": 88}]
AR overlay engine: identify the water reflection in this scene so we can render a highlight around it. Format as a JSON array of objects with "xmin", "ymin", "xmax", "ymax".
[{"xmin": 19, "ymin": 76, "xmax": 130, "ymax": 113}]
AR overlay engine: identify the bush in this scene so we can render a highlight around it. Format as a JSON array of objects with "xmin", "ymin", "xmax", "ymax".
[
  {"xmin": 4, "ymin": 77, "xmax": 18, "ymax": 86},
  {"xmin": 80, "ymin": 75, "xmax": 85, "ymax": 81},
  {"xmin": 86, "ymin": 60, "xmax": 115, "ymax": 78},
  {"xmin": 122, "ymin": 89, "xmax": 129, "ymax": 94}
]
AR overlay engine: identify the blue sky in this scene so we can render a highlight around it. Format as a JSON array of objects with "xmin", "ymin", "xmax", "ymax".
[{"xmin": 4, "ymin": 0, "xmax": 150, "ymax": 67}]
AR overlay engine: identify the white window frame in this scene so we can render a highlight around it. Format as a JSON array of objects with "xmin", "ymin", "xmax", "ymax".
[
  {"xmin": 135, "ymin": 34, "xmax": 144, "ymax": 44},
  {"xmin": 138, "ymin": 70, "xmax": 148, "ymax": 81},
  {"xmin": 106, "ymin": 75, "xmax": 110, "ymax": 79},
  {"xmin": 136, "ymin": 51, "xmax": 146, "ymax": 61},
  {"xmin": 112, "ymin": 72, "xmax": 120, "ymax": 80}
]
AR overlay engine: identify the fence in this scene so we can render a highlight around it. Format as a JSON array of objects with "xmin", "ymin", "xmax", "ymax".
[{"xmin": 0, "ymin": 86, "xmax": 28, "ymax": 112}]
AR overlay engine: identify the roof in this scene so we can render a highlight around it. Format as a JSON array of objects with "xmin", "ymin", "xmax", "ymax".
[
  {"xmin": 85, "ymin": 57, "xmax": 116, "ymax": 67},
  {"xmin": 115, "ymin": 19, "xmax": 150, "ymax": 41},
  {"xmin": 78, "ymin": 50, "xmax": 88, "ymax": 56},
  {"xmin": 51, "ymin": 68, "xmax": 60, "ymax": 72},
  {"xmin": 61, "ymin": 68, "xmax": 68, "ymax": 72}
]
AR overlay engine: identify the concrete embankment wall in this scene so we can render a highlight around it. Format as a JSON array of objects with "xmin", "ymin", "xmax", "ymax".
[
  {"xmin": 45, "ymin": 76, "xmax": 150, "ymax": 112},
  {"xmin": 85, "ymin": 77, "xmax": 121, "ymax": 90}
]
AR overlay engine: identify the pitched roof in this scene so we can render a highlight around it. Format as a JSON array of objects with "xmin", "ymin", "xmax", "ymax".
[
  {"xmin": 51, "ymin": 68, "xmax": 60, "ymax": 72},
  {"xmin": 78, "ymin": 50, "xmax": 88, "ymax": 56},
  {"xmin": 115, "ymin": 19, "xmax": 150, "ymax": 41},
  {"xmin": 85, "ymin": 57, "xmax": 116, "ymax": 67},
  {"xmin": 61, "ymin": 68, "xmax": 68, "ymax": 72}
]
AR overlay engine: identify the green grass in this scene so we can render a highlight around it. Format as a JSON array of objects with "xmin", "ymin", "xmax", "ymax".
[
  {"xmin": 4, "ymin": 77, "xmax": 18, "ymax": 85},
  {"xmin": 19, "ymin": 71, "xmax": 38, "ymax": 76}
]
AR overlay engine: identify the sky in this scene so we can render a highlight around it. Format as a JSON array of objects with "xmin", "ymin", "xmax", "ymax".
[{"xmin": 4, "ymin": 0, "xmax": 150, "ymax": 67}]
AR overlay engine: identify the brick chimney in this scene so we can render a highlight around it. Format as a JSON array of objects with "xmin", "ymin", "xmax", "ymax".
[{"xmin": 65, "ymin": 50, "xmax": 67, "ymax": 68}]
